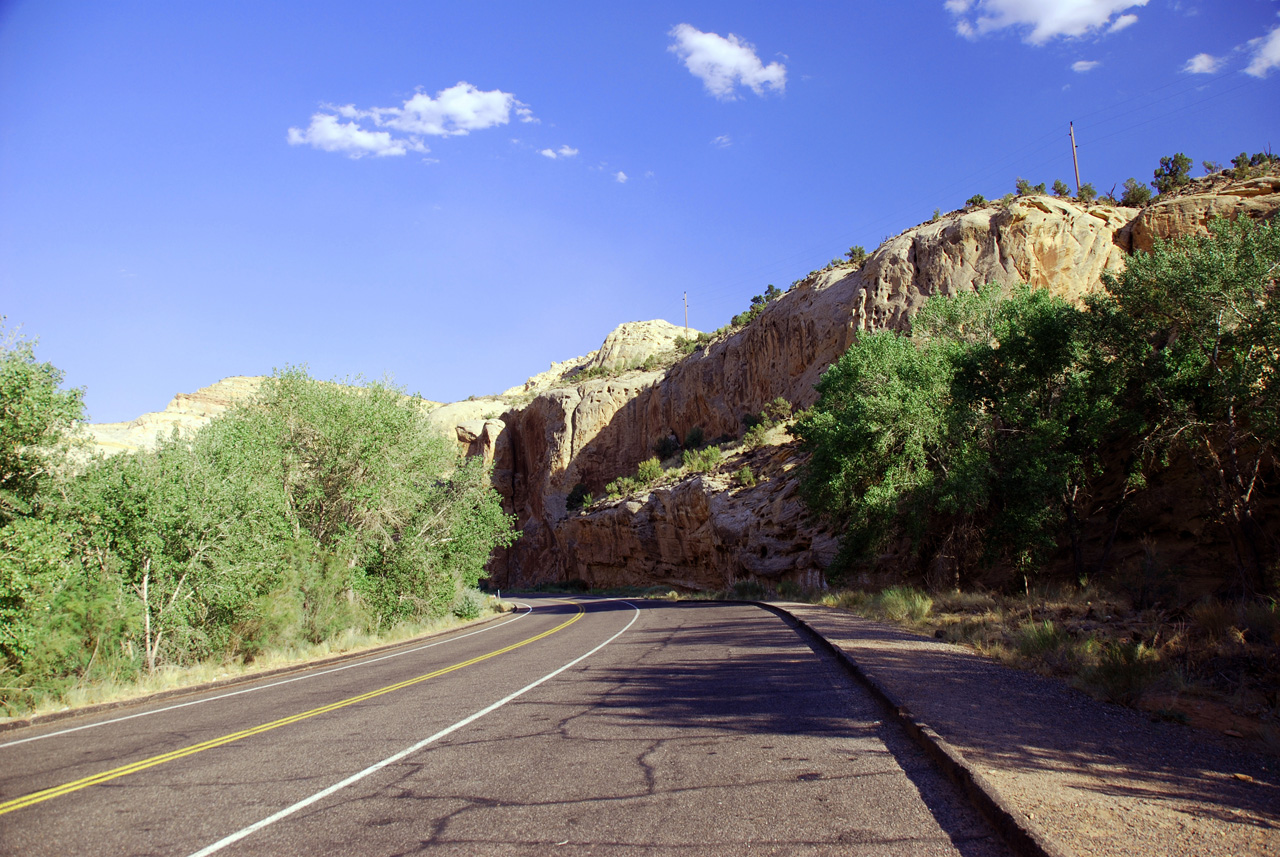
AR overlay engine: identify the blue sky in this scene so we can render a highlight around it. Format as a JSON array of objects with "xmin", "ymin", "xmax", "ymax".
[{"xmin": 2, "ymin": 1, "xmax": 1278, "ymax": 422}]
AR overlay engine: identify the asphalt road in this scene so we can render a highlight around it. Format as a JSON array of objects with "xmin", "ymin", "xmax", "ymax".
[{"xmin": 0, "ymin": 596, "xmax": 1011, "ymax": 855}]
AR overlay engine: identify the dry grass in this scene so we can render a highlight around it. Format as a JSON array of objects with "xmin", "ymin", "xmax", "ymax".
[
  {"xmin": 5, "ymin": 605, "xmax": 510, "ymax": 723},
  {"xmin": 811, "ymin": 584, "xmax": 1280, "ymax": 750}
]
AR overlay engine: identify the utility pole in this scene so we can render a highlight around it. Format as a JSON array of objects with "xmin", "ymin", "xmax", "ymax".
[
  {"xmin": 1069, "ymin": 122, "xmax": 1081, "ymax": 195},
  {"xmin": 683, "ymin": 292, "xmax": 689, "ymax": 335}
]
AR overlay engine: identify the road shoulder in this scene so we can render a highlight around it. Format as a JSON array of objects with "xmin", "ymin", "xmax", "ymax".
[{"xmin": 763, "ymin": 600, "xmax": 1279, "ymax": 857}]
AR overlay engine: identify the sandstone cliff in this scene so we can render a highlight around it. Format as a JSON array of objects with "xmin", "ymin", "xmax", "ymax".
[
  {"xmin": 89, "ymin": 175, "xmax": 1280, "ymax": 593},
  {"xmin": 485, "ymin": 196, "xmax": 1149, "ymax": 587},
  {"xmin": 85, "ymin": 376, "xmax": 266, "ymax": 455}
]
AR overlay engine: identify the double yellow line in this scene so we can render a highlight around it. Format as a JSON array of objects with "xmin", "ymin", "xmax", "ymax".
[{"xmin": 0, "ymin": 602, "xmax": 584, "ymax": 816}]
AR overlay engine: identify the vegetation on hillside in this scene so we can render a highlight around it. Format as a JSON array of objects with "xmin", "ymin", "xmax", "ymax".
[
  {"xmin": 0, "ymin": 362, "xmax": 518, "ymax": 714},
  {"xmin": 795, "ymin": 215, "xmax": 1279, "ymax": 598}
]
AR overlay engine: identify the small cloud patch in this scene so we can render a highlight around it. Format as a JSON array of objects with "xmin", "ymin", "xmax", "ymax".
[
  {"xmin": 539, "ymin": 145, "xmax": 580, "ymax": 159},
  {"xmin": 288, "ymin": 81, "xmax": 533, "ymax": 160},
  {"xmin": 1183, "ymin": 52, "xmax": 1224, "ymax": 74},
  {"xmin": 946, "ymin": 0, "xmax": 1149, "ymax": 45},
  {"xmin": 668, "ymin": 23, "xmax": 786, "ymax": 100}
]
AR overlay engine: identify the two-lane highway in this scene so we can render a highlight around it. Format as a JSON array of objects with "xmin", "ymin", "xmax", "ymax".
[{"xmin": 0, "ymin": 597, "xmax": 1009, "ymax": 855}]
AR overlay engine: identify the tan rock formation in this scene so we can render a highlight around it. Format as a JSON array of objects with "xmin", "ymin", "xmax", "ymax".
[
  {"xmin": 490, "ymin": 196, "xmax": 1144, "ymax": 586},
  {"xmin": 553, "ymin": 443, "xmax": 836, "ymax": 592},
  {"xmin": 86, "ymin": 376, "xmax": 448, "ymax": 457},
  {"xmin": 1127, "ymin": 175, "xmax": 1280, "ymax": 253},
  {"xmin": 579, "ymin": 319, "xmax": 697, "ymax": 372},
  {"xmin": 84, "ymin": 376, "xmax": 265, "ymax": 455}
]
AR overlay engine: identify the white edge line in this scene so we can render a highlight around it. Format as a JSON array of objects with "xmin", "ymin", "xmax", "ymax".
[
  {"xmin": 186, "ymin": 599, "xmax": 640, "ymax": 857},
  {"xmin": 0, "ymin": 605, "xmax": 534, "ymax": 750}
]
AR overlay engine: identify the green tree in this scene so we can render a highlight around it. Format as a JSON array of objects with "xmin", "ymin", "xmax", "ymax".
[
  {"xmin": 0, "ymin": 323, "xmax": 85, "ymax": 526},
  {"xmin": 1076, "ymin": 183, "xmax": 1098, "ymax": 204},
  {"xmin": 1151, "ymin": 153, "xmax": 1192, "ymax": 196},
  {"xmin": 1092, "ymin": 216, "xmax": 1280, "ymax": 594},
  {"xmin": 1120, "ymin": 178, "xmax": 1152, "ymax": 207},
  {"xmin": 1052, "ymin": 179, "xmax": 1071, "ymax": 198},
  {"xmin": 845, "ymin": 245, "xmax": 867, "ymax": 265}
]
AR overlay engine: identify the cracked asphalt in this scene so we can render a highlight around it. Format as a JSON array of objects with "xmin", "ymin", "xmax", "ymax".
[{"xmin": 0, "ymin": 597, "xmax": 1011, "ymax": 855}]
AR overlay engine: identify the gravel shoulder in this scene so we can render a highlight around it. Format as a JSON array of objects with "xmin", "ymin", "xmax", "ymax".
[{"xmin": 770, "ymin": 601, "xmax": 1279, "ymax": 857}]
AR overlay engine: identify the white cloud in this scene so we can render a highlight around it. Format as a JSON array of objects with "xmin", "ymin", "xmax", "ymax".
[
  {"xmin": 1245, "ymin": 25, "xmax": 1280, "ymax": 78},
  {"xmin": 668, "ymin": 23, "xmax": 786, "ymax": 99},
  {"xmin": 1183, "ymin": 52, "xmax": 1224, "ymax": 74},
  {"xmin": 947, "ymin": 0, "xmax": 1150, "ymax": 44},
  {"xmin": 1072, "ymin": 59, "xmax": 1100, "ymax": 71},
  {"xmin": 288, "ymin": 81, "xmax": 533, "ymax": 159},
  {"xmin": 1108, "ymin": 13, "xmax": 1138, "ymax": 32},
  {"xmin": 286, "ymin": 113, "xmax": 424, "ymax": 159},
  {"xmin": 539, "ymin": 145, "xmax": 580, "ymax": 160},
  {"xmin": 614, "ymin": 171, "xmax": 628, "ymax": 183},
  {"xmin": 711, "ymin": 134, "xmax": 732, "ymax": 148},
  {"xmin": 371, "ymin": 82, "xmax": 529, "ymax": 136}
]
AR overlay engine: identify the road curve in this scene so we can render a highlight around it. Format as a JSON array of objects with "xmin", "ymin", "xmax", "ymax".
[{"xmin": 0, "ymin": 596, "xmax": 1009, "ymax": 855}]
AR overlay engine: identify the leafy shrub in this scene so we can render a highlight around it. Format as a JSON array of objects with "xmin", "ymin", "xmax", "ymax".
[
  {"xmin": 1, "ymin": 366, "xmax": 521, "ymax": 708},
  {"xmin": 1015, "ymin": 178, "xmax": 1046, "ymax": 196},
  {"xmin": 674, "ymin": 332, "xmax": 712, "ymax": 355},
  {"xmin": 735, "ymin": 465, "xmax": 757, "ymax": 487},
  {"xmin": 965, "ymin": 194, "xmax": 986, "ymax": 208},
  {"xmin": 762, "ymin": 396, "xmax": 792, "ymax": 424},
  {"xmin": 1151, "ymin": 152, "xmax": 1192, "ymax": 195},
  {"xmin": 453, "ymin": 587, "xmax": 486, "ymax": 620},
  {"xmin": 682, "ymin": 445, "xmax": 722, "ymax": 473},
  {"xmin": 1120, "ymin": 177, "xmax": 1152, "ymax": 207},
  {"xmin": 1076, "ymin": 182, "xmax": 1097, "ymax": 203},
  {"xmin": 731, "ymin": 286, "xmax": 781, "ymax": 328},
  {"xmin": 604, "ymin": 476, "xmax": 637, "ymax": 498},
  {"xmin": 1202, "ymin": 160, "xmax": 1222, "ymax": 175},
  {"xmin": 1052, "ymin": 179, "xmax": 1071, "ymax": 197},
  {"xmin": 845, "ymin": 245, "xmax": 867, "ymax": 265},
  {"xmin": 742, "ymin": 423, "xmax": 770, "ymax": 450},
  {"xmin": 683, "ymin": 425, "xmax": 705, "ymax": 450},
  {"xmin": 635, "ymin": 457, "xmax": 663, "ymax": 484},
  {"xmin": 1230, "ymin": 150, "xmax": 1280, "ymax": 179}
]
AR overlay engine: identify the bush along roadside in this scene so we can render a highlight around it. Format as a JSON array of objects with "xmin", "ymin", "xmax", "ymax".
[{"xmin": 0, "ymin": 362, "xmax": 520, "ymax": 716}]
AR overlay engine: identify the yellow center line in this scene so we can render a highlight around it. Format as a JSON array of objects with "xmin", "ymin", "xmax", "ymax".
[{"xmin": 0, "ymin": 602, "xmax": 584, "ymax": 816}]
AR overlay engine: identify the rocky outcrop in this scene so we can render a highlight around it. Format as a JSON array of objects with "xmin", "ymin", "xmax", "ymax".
[
  {"xmin": 579, "ymin": 319, "xmax": 696, "ymax": 372},
  {"xmin": 490, "ymin": 197, "xmax": 1142, "ymax": 586},
  {"xmin": 1128, "ymin": 175, "xmax": 1280, "ymax": 253},
  {"xmin": 85, "ymin": 376, "xmax": 265, "ymax": 455},
  {"xmin": 554, "ymin": 442, "xmax": 837, "ymax": 591}
]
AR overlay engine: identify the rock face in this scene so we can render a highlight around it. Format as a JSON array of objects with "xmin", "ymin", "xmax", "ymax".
[
  {"xmin": 1128, "ymin": 175, "xmax": 1280, "ymax": 253},
  {"xmin": 555, "ymin": 442, "xmax": 838, "ymax": 591},
  {"xmin": 488, "ymin": 196, "xmax": 1144, "ymax": 587},
  {"xmin": 580, "ymin": 319, "xmax": 696, "ymax": 372},
  {"xmin": 85, "ymin": 376, "xmax": 265, "ymax": 455}
]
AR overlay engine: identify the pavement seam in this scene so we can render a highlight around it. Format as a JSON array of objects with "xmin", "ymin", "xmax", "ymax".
[
  {"xmin": 752, "ymin": 600, "xmax": 1073, "ymax": 857},
  {"xmin": 0, "ymin": 610, "xmax": 515, "ymax": 735}
]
